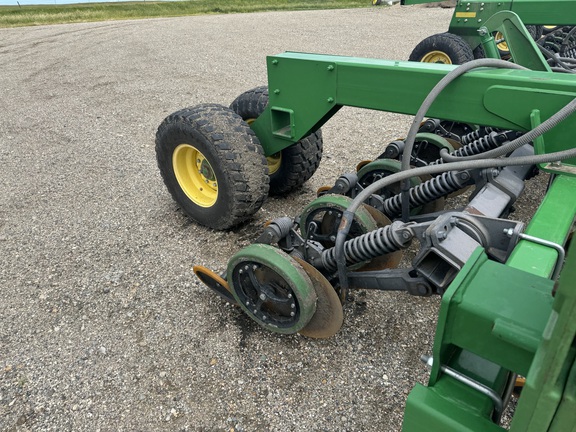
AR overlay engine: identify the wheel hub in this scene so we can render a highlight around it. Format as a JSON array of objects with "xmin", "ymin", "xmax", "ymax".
[
  {"xmin": 234, "ymin": 262, "xmax": 300, "ymax": 326},
  {"xmin": 173, "ymin": 144, "xmax": 218, "ymax": 207},
  {"xmin": 421, "ymin": 50, "xmax": 452, "ymax": 64}
]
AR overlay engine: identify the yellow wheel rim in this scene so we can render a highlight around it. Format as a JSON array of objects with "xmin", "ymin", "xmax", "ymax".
[
  {"xmin": 173, "ymin": 144, "xmax": 218, "ymax": 207},
  {"xmin": 246, "ymin": 117, "xmax": 282, "ymax": 175},
  {"xmin": 495, "ymin": 31, "xmax": 509, "ymax": 53},
  {"xmin": 267, "ymin": 152, "xmax": 282, "ymax": 175},
  {"xmin": 421, "ymin": 50, "xmax": 452, "ymax": 64}
]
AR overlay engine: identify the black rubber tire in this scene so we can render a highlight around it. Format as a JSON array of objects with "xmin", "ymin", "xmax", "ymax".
[
  {"xmin": 156, "ymin": 104, "xmax": 269, "ymax": 230},
  {"xmin": 472, "ymin": 44, "xmax": 485, "ymax": 60},
  {"xmin": 230, "ymin": 86, "xmax": 323, "ymax": 196},
  {"xmin": 409, "ymin": 33, "xmax": 474, "ymax": 65},
  {"xmin": 527, "ymin": 25, "xmax": 544, "ymax": 41}
]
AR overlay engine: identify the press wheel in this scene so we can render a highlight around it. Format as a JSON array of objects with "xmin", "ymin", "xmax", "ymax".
[
  {"xmin": 356, "ymin": 158, "xmax": 432, "ymax": 215},
  {"xmin": 295, "ymin": 259, "xmax": 344, "ymax": 339},
  {"xmin": 356, "ymin": 158, "xmax": 421, "ymax": 199},
  {"xmin": 227, "ymin": 244, "xmax": 317, "ymax": 334},
  {"xmin": 300, "ymin": 195, "xmax": 378, "ymax": 247},
  {"xmin": 410, "ymin": 132, "xmax": 455, "ymax": 167}
]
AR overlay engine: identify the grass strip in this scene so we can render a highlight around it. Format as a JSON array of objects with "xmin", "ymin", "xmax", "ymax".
[{"xmin": 0, "ymin": 0, "xmax": 372, "ymax": 28}]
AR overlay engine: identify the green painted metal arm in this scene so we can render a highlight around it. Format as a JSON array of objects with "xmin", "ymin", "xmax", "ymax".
[
  {"xmin": 251, "ymin": 52, "xmax": 576, "ymax": 167},
  {"xmin": 482, "ymin": 11, "xmax": 550, "ymax": 71}
]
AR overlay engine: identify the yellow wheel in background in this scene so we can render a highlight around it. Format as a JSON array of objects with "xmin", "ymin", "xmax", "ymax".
[
  {"xmin": 409, "ymin": 33, "xmax": 474, "ymax": 65},
  {"xmin": 421, "ymin": 50, "xmax": 452, "ymax": 64}
]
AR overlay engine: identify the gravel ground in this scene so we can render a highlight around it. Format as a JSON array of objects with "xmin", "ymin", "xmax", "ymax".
[{"xmin": 0, "ymin": 6, "xmax": 547, "ymax": 431}]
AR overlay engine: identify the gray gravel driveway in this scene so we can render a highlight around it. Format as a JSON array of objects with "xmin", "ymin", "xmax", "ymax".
[{"xmin": 0, "ymin": 6, "xmax": 500, "ymax": 431}]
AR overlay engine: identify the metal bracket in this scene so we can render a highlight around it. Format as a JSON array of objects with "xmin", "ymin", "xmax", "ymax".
[
  {"xmin": 421, "ymin": 355, "xmax": 504, "ymax": 424},
  {"xmin": 507, "ymin": 231, "xmax": 566, "ymax": 280}
]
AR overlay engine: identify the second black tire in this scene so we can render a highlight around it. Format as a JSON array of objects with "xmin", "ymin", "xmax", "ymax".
[
  {"xmin": 409, "ymin": 33, "xmax": 474, "ymax": 65},
  {"xmin": 230, "ymin": 86, "xmax": 323, "ymax": 196}
]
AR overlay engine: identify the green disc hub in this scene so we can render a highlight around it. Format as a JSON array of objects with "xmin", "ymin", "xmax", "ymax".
[
  {"xmin": 227, "ymin": 244, "xmax": 317, "ymax": 334},
  {"xmin": 299, "ymin": 194, "xmax": 378, "ymax": 247}
]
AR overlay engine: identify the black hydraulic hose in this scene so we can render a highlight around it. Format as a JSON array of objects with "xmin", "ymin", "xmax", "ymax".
[
  {"xmin": 338, "ymin": 59, "xmax": 529, "ymax": 299},
  {"xmin": 397, "ymin": 59, "xmax": 528, "ymax": 223},
  {"xmin": 336, "ymin": 62, "xmax": 576, "ymax": 297},
  {"xmin": 400, "ymin": 59, "xmax": 528, "ymax": 173},
  {"xmin": 335, "ymin": 146, "xmax": 576, "ymax": 298},
  {"xmin": 539, "ymin": 45, "xmax": 576, "ymax": 72},
  {"xmin": 440, "ymin": 96, "xmax": 576, "ymax": 162}
]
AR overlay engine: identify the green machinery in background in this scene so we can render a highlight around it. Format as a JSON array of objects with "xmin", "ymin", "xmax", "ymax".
[
  {"xmin": 155, "ymin": 17, "xmax": 576, "ymax": 432},
  {"xmin": 401, "ymin": 0, "xmax": 576, "ymax": 67}
]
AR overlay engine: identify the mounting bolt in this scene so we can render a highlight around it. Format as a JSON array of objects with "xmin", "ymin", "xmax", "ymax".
[
  {"xmin": 437, "ymin": 230, "xmax": 447, "ymax": 240},
  {"xmin": 327, "ymin": 65, "xmax": 335, "ymax": 71},
  {"xmin": 503, "ymin": 228, "xmax": 514, "ymax": 237},
  {"xmin": 260, "ymin": 294, "xmax": 266, "ymax": 301},
  {"xmin": 459, "ymin": 171, "xmax": 470, "ymax": 181},
  {"xmin": 327, "ymin": 97, "xmax": 334, "ymax": 104},
  {"xmin": 274, "ymin": 89, "xmax": 280, "ymax": 95},
  {"xmin": 417, "ymin": 284, "xmax": 428, "ymax": 295},
  {"xmin": 271, "ymin": 59, "xmax": 279, "ymax": 65}
]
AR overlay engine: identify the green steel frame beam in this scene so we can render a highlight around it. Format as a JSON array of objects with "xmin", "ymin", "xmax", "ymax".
[{"xmin": 251, "ymin": 52, "xmax": 576, "ymax": 171}]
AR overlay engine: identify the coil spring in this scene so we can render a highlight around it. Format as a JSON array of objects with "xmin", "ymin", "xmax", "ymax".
[
  {"xmin": 431, "ymin": 131, "xmax": 506, "ymax": 165},
  {"xmin": 321, "ymin": 222, "xmax": 407, "ymax": 272},
  {"xmin": 382, "ymin": 171, "xmax": 465, "ymax": 218},
  {"xmin": 461, "ymin": 127, "xmax": 497, "ymax": 146}
]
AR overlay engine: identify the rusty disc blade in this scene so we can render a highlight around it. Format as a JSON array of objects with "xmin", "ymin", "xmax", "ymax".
[{"xmin": 295, "ymin": 258, "xmax": 344, "ymax": 339}]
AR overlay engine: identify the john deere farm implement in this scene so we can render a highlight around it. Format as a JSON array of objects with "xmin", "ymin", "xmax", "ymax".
[{"xmin": 155, "ymin": 10, "xmax": 576, "ymax": 432}]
